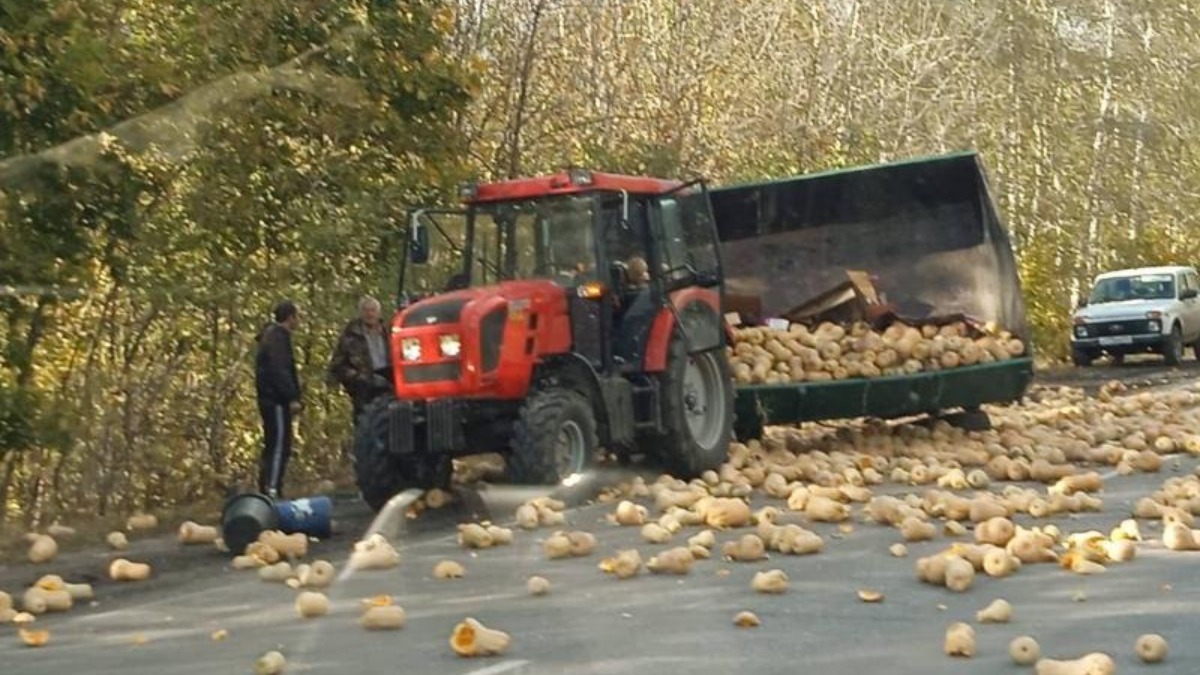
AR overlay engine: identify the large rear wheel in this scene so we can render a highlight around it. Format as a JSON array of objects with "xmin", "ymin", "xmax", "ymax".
[
  {"xmin": 654, "ymin": 339, "xmax": 734, "ymax": 477},
  {"xmin": 353, "ymin": 397, "xmax": 449, "ymax": 512},
  {"xmin": 507, "ymin": 389, "xmax": 598, "ymax": 485}
]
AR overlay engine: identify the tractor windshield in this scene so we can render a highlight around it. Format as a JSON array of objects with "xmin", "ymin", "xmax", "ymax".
[{"xmin": 468, "ymin": 194, "xmax": 598, "ymax": 287}]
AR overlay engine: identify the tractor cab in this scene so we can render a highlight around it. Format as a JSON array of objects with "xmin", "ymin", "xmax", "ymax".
[{"xmin": 353, "ymin": 169, "xmax": 735, "ymax": 512}]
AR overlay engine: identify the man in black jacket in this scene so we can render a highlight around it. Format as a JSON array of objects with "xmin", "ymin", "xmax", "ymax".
[{"xmin": 255, "ymin": 300, "xmax": 302, "ymax": 499}]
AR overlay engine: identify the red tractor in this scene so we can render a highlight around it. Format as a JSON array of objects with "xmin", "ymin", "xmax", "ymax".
[{"xmin": 353, "ymin": 169, "xmax": 735, "ymax": 510}]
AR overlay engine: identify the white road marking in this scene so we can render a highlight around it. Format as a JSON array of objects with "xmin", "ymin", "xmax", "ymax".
[{"xmin": 462, "ymin": 659, "xmax": 530, "ymax": 675}]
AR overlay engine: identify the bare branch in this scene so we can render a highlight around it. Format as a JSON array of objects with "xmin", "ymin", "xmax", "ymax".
[{"xmin": 0, "ymin": 39, "xmax": 371, "ymax": 192}]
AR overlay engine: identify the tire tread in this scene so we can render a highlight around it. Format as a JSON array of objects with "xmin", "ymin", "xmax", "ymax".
[{"xmin": 508, "ymin": 389, "xmax": 596, "ymax": 485}]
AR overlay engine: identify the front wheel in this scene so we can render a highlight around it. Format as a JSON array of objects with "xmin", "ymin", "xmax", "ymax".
[
  {"xmin": 1163, "ymin": 324, "xmax": 1184, "ymax": 366},
  {"xmin": 353, "ymin": 397, "xmax": 449, "ymax": 512},
  {"xmin": 507, "ymin": 389, "xmax": 598, "ymax": 485},
  {"xmin": 1071, "ymin": 348, "xmax": 1095, "ymax": 367},
  {"xmin": 654, "ymin": 340, "xmax": 735, "ymax": 477}
]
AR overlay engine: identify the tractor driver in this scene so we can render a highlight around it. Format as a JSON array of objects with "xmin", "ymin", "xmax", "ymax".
[
  {"xmin": 595, "ymin": 198, "xmax": 646, "ymax": 293},
  {"xmin": 625, "ymin": 255, "xmax": 650, "ymax": 287}
]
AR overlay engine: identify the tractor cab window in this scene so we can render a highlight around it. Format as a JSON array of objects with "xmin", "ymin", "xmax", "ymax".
[
  {"xmin": 599, "ymin": 196, "xmax": 650, "ymax": 294},
  {"xmin": 650, "ymin": 183, "xmax": 722, "ymax": 289},
  {"xmin": 404, "ymin": 209, "xmax": 471, "ymax": 294},
  {"xmin": 469, "ymin": 195, "xmax": 597, "ymax": 287},
  {"xmin": 536, "ymin": 195, "xmax": 597, "ymax": 282}
]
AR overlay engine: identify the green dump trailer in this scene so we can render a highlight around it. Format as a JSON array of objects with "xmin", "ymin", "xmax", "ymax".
[{"xmin": 710, "ymin": 151, "xmax": 1034, "ymax": 439}]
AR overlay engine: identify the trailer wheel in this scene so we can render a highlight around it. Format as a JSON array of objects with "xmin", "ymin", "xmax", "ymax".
[
  {"xmin": 654, "ymin": 339, "xmax": 734, "ymax": 477},
  {"xmin": 508, "ymin": 389, "xmax": 597, "ymax": 485},
  {"xmin": 352, "ymin": 397, "xmax": 448, "ymax": 512}
]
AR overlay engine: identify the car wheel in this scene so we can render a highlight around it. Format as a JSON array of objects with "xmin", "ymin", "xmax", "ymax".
[
  {"xmin": 1163, "ymin": 324, "xmax": 1184, "ymax": 366},
  {"xmin": 1071, "ymin": 348, "xmax": 1094, "ymax": 367}
]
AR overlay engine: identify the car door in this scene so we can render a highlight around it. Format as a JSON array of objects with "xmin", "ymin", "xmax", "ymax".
[{"xmin": 1185, "ymin": 271, "xmax": 1200, "ymax": 342}]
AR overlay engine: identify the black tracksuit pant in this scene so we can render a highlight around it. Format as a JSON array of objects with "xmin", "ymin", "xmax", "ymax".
[{"xmin": 258, "ymin": 402, "xmax": 294, "ymax": 498}]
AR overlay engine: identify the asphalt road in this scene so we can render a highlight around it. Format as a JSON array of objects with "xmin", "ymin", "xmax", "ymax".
[
  {"xmin": 1037, "ymin": 354, "xmax": 1200, "ymax": 394},
  {"xmin": 5, "ymin": 457, "xmax": 1200, "ymax": 675},
  {"xmin": 4, "ymin": 364, "xmax": 1200, "ymax": 675}
]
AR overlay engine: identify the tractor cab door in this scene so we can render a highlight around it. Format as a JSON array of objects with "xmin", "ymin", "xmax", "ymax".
[
  {"xmin": 598, "ymin": 197, "xmax": 651, "ymax": 306},
  {"xmin": 648, "ymin": 181, "xmax": 725, "ymax": 353},
  {"xmin": 599, "ymin": 195, "xmax": 657, "ymax": 369},
  {"xmin": 400, "ymin": 209, "xmax": 472, "ymax": 305},
  {"xmin": 649, "ymin": 181, "xmax": 723, "ymax": 292}
]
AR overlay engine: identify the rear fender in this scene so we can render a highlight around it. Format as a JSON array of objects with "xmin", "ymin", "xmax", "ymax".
[
  {"xmin": 643, "ymin": 288, "xmax": 724, "ymax": 372},
  {"xmin": 534, "ymin": 354, "xmax": 625, "ymax": 448}
]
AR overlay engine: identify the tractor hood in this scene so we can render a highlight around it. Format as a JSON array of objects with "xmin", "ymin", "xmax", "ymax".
[
  {"xmin": 396, "ymin": 279, "xmax": 566, "ymax": 329},
  {"xmin": 389, "ymin": 279, "xmax": 571, "ymax": 400}
]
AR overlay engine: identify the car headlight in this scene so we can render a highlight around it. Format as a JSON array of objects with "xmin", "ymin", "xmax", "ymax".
[
  {"xmin": 439, "ymin": 333, "xmax": 462, "ymax": 358},
  {"xmin": 1148, "ymin": 320, "xmax": 1161, "ymax": 333},
  {"xmin": 401, "ymin": 338, "xmax": 422, "ymax": 362},
  {"xmin": 1074, "ymin": 326, "xmax": 1088, "ymax": 338}
]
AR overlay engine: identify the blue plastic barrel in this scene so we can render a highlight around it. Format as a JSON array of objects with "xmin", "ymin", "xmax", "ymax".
[
  {"xmin": 221, "ymin": 492, "xmax": 279, "ymax": 555},
  {"xmin": 274, "ymin": 496, "xmax": 333, "ymax": 539}
]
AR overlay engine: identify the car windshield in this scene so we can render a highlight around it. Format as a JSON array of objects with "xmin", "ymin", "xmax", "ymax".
[
  {"xmin": 1088, "ymin": 273, "xmax": 1176, "ymax": 304},
  {"xmin": 469, "ymin": 194, "xmax": 596, "ymax": 287}
]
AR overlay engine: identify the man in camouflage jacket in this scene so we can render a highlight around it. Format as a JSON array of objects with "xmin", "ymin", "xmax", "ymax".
[{"xmin": 328, "ymin": 296, "xmax": 393, "ymax": 423}]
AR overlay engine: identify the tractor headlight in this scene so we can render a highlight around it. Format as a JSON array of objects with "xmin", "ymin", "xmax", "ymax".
[
  {"xmin": 1148, "ymin": 320, "xmax": 1161, "ymax": 333},
  {"xmin": 439, "ymin": 333, "xmax": 462, "ymax": 358},
  {"xmin": 401, "ymin": 338, "xmax": 422, "ymax": 362},
  {"xmin": 1074, "ymin": 325, "xmax": 1088, "ymax": 338}
]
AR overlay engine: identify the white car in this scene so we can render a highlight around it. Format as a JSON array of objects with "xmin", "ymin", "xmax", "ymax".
[{"xmin": 1071, "ymin": 265, "xmax": 1200, "ymax": 366}]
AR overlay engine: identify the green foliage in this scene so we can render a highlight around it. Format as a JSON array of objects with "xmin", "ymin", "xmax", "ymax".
[
  {"xmin": 0, "ymin": 0, "xmax": 471, "ymax": 524},
  {"xmin": 458, "ymin": 0, "xmax": 1200, "ymax": 360},
  {"xmin": 0, "ymin": 381, "xmax": 36, "ymax": 454},
  {"xmin": 3, "ymin": 0, "xmax": 1200, "ymax": 523}
]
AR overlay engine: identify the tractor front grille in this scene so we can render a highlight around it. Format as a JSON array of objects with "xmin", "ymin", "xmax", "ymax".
[
  {"xmin": 426, "ymin": 399, "xmax": 461, "ymax": 452},
  {"xmin": 480, "ymin": 308, "xmax": 506, "ymax": 372},
  {"xmin": 401, "ymin": 363, "xmax": 461, "ymax": 383}
]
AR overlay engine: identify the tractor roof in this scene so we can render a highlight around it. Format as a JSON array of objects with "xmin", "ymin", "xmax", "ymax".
[{"xmin": 468, "ymin": 170, "xmax": 682, "ymax": 204}]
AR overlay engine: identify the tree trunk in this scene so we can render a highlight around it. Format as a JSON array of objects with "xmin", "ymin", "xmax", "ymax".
[{"xmin": 504, "ymin": 0, "xmax": 548, "ymax": 179}]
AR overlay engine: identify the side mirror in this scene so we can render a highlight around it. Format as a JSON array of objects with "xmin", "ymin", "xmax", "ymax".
[
  {"xmin": 408, "ymin": 214, "xmax": 430, "ymax": 265},
  {"xmin": 1181, "ymin": 288, "xmax": 1198, "ymax": 300},
  {"xmin": 1076, "ymin": 298, "xmax": 1088, "ymax": 308}
]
